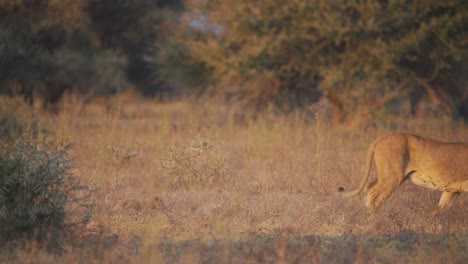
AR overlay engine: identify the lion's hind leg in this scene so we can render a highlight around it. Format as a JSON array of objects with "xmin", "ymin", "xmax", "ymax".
[
  {"xmin": 365, "ymin": 179, "xmax": 377, "ymax": 192},
  {"xmin": 366, "ymin": 142, "xmax": 407, "ymax": 212},
  {"xmin": 435, "ymin": 191, "xmax": 460, "ymax": 215},
  {"xmin": 365, "ymin": 184, "xmax": 397, "ymax": 212}
]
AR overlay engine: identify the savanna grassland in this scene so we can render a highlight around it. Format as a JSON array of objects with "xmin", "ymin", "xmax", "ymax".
[{"xmin": 2, "ymin": 94, "xmax": 468, "ymax": 263}]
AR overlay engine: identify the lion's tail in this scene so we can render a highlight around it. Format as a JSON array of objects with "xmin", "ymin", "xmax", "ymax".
[{"xmin": 341, "ymin": 138, "xmax": 378, "ymax": 197}]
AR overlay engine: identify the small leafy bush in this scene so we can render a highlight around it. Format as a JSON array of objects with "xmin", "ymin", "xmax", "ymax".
[
  {"xmin": 160, "ymin": 136, "xmax": 234, "ymax": 189},
  {"xmin": 105, "ymin": 144, "xmax": 139, "ymax": 168},
  {"xmin": 0, "ymin": 103, "xmax": 87, "ymax": 246},
  {"xmin": 0, "ymin": 141, "xmax": 71, "ymax": 236}
]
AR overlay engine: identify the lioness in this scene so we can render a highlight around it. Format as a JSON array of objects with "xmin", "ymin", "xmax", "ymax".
[{"xmin": 339, "ymin": 133, "xmax": 468, "ymax": 213}]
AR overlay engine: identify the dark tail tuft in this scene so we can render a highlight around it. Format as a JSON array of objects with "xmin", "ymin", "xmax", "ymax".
[{"xmin": 338, "ymin": 187, "xmax": 345, "ymax": 192}]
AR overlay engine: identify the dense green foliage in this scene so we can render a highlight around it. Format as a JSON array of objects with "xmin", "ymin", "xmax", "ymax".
[
  {"xmin": 0, "ymin": 0, "xmax": 183, "ymax": 106},
  {"xmin": 88, "ymin": 0, "xmax": 184, "ymax": 95},
  {"xmin": 0, "ymin": 104, "xmax": 85, "ymax": 245},
  {"xmin": 0, "ymin": 0, "xmax": 95, "ymax": 108},
  {"xmin": 0, "ymin": 139, "xmax": 71, "ymax": 238}
]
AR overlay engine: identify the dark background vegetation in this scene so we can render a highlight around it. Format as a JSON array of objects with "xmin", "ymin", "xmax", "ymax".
[{"xmin": 0, "ymin": 0, "xmax": 467, "ymax": 123}]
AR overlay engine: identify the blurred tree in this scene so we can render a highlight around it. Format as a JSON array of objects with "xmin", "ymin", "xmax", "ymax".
[
  {"xmin": 0, "ymin": 0, "xmax": 128, "ymax": 111},
  {"xmin": 182, "ymin": 0, "xmax": 468, "ymax": 123},
  {"xmin": 88, "ymin": 0, "xmax": 185, "ymax": 96},
  {"xmin": 147, "ymin": 16, "xmax": 213, "ymax": 98},
  {"xmin": 183, "ymin": 0, "xmax": 323, "ymax": 110}
]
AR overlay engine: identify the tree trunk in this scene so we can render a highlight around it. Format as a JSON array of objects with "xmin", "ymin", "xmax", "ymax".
[
  {"xmin": 416, "ymin": 77, "xmax": 467, "ymax": 122},
  {"xmin": 327, "ymin": 93, "xmax": 345, "ymax": 124},
  {"xmin": 42, "ymin": 83, "xmax": 70, "ymax": 113}
]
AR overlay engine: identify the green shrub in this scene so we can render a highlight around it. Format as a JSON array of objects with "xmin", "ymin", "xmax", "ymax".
[
  {"xmin": 0, "ymin": 139, "xmax": 72, "ymax": 237},
  {"xmin": 0, "ymin": 104, "xmax": 87, "ymax": 247}
]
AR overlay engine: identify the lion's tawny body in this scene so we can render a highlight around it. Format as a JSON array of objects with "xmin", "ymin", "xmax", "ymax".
[{"xmin": 342, "ymin": 133, "xmax": 468, "ymax": 213}]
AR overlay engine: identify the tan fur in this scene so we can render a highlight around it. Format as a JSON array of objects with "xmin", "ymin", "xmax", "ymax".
[
  {"xmin": 340, "ymin": 133, "xmax": 468, "ymax": 213},
  {"xmin": 113, "ymin": 196, "xmax": 165, "ymax": 213}
]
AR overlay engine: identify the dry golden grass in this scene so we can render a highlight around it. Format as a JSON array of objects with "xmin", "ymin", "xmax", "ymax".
[{"xmin": 2, "ymin": 94, "xmax": 467, "ymax": 263}]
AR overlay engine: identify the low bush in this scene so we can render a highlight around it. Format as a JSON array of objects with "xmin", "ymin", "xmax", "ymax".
[
  {"xmin": 0, "ymin": 103, "xmax": 88, "ymax": 248},
  {"xmin": 160, "ymin": 136, "xmax": 235, "ymax": 189}
]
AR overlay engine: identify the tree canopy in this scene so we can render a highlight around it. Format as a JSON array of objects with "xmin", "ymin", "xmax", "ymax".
[
  {"xmin": 182, "ymin": 0, "xmax": 468, "ymax": 122},
  {"xmin": 0, "ymin": 0, "xmax": 467, "ymax": 122},
  {"xmin": 0, "ymin": 0, "xmax": 183, "ymax": 108}
]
